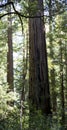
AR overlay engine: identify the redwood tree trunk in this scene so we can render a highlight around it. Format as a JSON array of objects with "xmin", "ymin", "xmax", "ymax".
[
  {"xmin": 7, "ymin": 0, "xmax": 13, "ymax": 90},
  {"xmin": 29, "ymin": 0, "xmax": 51, "ymax": 115}
]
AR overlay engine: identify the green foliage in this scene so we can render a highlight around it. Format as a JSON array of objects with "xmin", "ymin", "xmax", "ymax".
[
  {"xmin": 0, "ymin": 84, "xmax": 19, "ymax": 117},
  {"xmin": 0, "ymin": 108, "xmax": 67, "ymax": 130},
  {"xmin": 0, "ymin": 108, "xmax": 20, "ymax": 130},
  {"xmin": 20, "ymin": 0, "xmax": 38, "ymax": 16}
]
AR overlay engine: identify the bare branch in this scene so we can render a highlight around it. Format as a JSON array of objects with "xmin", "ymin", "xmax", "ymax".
[
  {"xmin": 0, "ymin": 12, "xmax": 16, "ymax": 19},
  {"xmin": 0, "ymin": 2, "xmax": 44, "ymax": 19},
  {"xmin": 0, "ymin": 1, "xmax": 66, "ymax": 19}
]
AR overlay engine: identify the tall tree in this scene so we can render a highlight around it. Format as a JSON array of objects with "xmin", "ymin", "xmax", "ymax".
[
  {"xmin": 29, "ymin": 0, "xmax": 51, "ymax": 115},
  {"xmin": 59, "ymin": 40, "xmax": 65, "ymax": 122},
  {"xmin": 48, "ymin": 0, "xmax": 57, "ymax": 113},
  {"xmin": 7, "ymin": 0, "xmax": 13, "ymax": 90}
]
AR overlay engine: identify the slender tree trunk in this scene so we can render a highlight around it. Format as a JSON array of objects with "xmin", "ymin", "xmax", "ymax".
[
  {"xmin": 29, "ymin": 0, "xmax": 51, "ymax": 115},
  {"xmin": 49, "ymin": 0, "xmax": 57, "ymax": 113},
  {"xmin": 50, "ymin": 69, "xmax": 57, "ymax": 112},
  {"xmin": 7, "ymin": 0, "xmax": 13, "ymax": 90},
  {"xmin": 65, "ymin": 42, "xmax": 67, "ymax": 127},
  {"xmin": 20, "ymin": 30, "xmax": 29, "ymax": 129},
  {"xmin": 65, "ymin": 43, "xmax": 67, "ymax": 109},
  {"xmin": 60, "ymin": 41, "xmax": 65, "ymax": 123}
]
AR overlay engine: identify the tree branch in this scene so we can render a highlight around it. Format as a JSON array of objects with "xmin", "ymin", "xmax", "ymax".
[
  {"xmin": 0, "ymin": 12, "xmax": 16, "ymax": 19},
  {"xmin": 0, "ymin": 2, "xmax": 44, "ymax": 19},
  {"xmin": 0, "ymin": 1, "xmax": 66, "ymax": 19}
]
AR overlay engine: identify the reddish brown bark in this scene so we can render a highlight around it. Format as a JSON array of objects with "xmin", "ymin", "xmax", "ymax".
[
  {"xmin": 29, "ymin": 0, "xmax": 51, "ymax": 115},
  {"xmin": 7, "ymin": 0, "xmax": 13, "ymax": 90}
]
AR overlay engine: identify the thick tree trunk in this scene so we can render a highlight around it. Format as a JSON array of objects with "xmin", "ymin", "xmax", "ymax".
[
  {"xmin": 29, "ymin": 0, "xmax": 51, "ymax": 115},
  {"xmin": 7, "ymin": 0, "xmax": 13, "ymax": 90}
]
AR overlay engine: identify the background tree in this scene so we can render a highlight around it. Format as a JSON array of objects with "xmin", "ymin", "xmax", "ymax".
[
  {"xmin": 7, "ymin": 0, "xmax": 13, "ymax": 90},
  {"xmin": 48, "ymin": 0, "xmax": 57, "ymax": 113}
]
